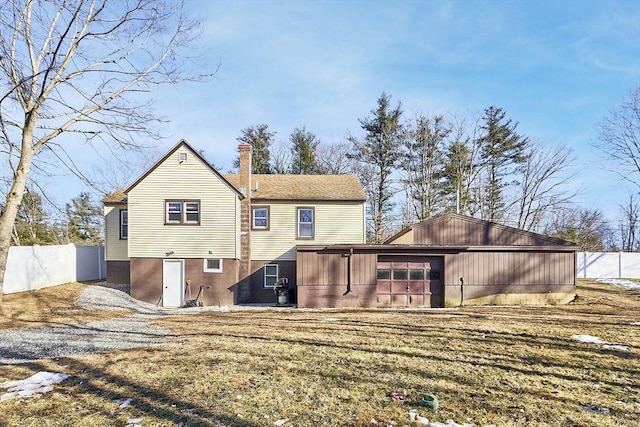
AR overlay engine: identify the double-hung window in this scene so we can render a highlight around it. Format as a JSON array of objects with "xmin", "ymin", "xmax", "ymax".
[
  {"xmin": 165, "ymin": 200, "xmax": 200, "ymax": 225},
  {"xmin": 297, "ymin": 207, "xmax": 314, "ymax": 239},
  {"xmin": 252, "ymin": 206, "xmax": 269, "ymax": 230},
  {"xmin": 119, "ymin": 209, "xmax": 128, "ymax": 239},
  {"xmin": 264, "ymin": 264, "xmax": 279, "ymax": 288}
]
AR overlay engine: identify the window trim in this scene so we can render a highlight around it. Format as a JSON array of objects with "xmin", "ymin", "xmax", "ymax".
[
  {"xmin": 203, "ymin": 258, "xmax": 223, "ymax": 273},
  {"xmin": 164, "ymin": 200, "xmax": 201, "ymax": 225},
  {"xmin": 264, "ymin": 264, "xmax": 279, "ymax": 288},
  {"xmin": 184, "ymin": 201, "xmax": 200, "ymax": 224},
  {"xmin": 296, "ymin": 206, "xmax": 315, "ymax": 240},
  {"xmin": 119, "ymin": 209, "xmax": 128, "ymax": 240},
  {"xmin": 252, "ymin": 205, "xmax": 270, "ymax": 230}
]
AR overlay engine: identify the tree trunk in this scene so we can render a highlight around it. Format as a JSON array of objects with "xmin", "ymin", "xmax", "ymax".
[{"xmin": 0, "ymin": 131, "xmax": 35, "ymax": 304}]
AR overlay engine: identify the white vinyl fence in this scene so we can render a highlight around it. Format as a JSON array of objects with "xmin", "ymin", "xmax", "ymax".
[
  {"xmin": 577, "ymin": 252, "xmax": 640, "ymax": 279},
  {"xmin": 3, "ymin": 244, "xmax": 106, "ymax": 294}
]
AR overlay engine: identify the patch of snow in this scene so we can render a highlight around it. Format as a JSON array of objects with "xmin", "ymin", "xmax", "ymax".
[
  {"xmin": 595, "ymin": 278, "xmax": 640, "ymax": 290},
  {"xmin": 274, "ymin": 419, "xmax": 289, "ymax": 426},
  {"xmin": 571, "ymin": 335, "xmax": 630, "ymax": 352},
  {"xmin": 631, "ymin": 322, "xmax": 640, "ymax": 326},
  {"xmin": 425, "ymin": 420, "xmax": 474, "ymax": 427},
  {"xmin": 115, "ymin": 398, "xmax": 132, "ymax": 408},
  {"xmin": 571, "ymin": 335, "xmax": 607, "ymax": 344},
  {"xmin": 0, "ymin": 372, "xmax": 68, "ymax": 402},
  {"xmin": 602, "ymin": 344, "xmax": 629, "ymax": 351},
  {"xmin": 408, "ymin": 412, "xmax": 475, "ymax": 427},
  {"xmin": 325, "ymin": 318, "xmax": 340, "ymax": 322},
  {"xmin": 125, "ymin": 418, "xmax": 143, "ymax": 426}
]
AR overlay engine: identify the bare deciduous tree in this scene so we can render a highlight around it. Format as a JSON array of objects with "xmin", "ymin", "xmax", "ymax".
[
  {"xmin": 400, "ymin": 114, "xmax": 450, "ymax": 222},
  {"xmin": 316, "ymin": 142, "xmax": 355, "ymax": 174},
  {"xmin": 508, "ymin": 141, "xmax": 577, "ymax": 232},
  {"xmin": 0, "ymin": 0, "xmax": 208, "ymax": 303},
  {"xmin": 618, "ymin": 193, "xmax": 639, "ymax": 251},
  {"xmin": 593, "ymin": 86, "xmax": 640, "ymax": 188},
  {"xmin": 545, "ymin": 208, "xmax": 612, "ymax": 251},
  {"xmin": 270, "ymin": 140, "xmax": 291, "ymax": 174}
]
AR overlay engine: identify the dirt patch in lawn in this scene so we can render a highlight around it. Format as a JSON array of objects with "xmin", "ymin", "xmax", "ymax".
[{"xmin": 0, "ymin": 279, "xmax": 638, "ymax": 426}]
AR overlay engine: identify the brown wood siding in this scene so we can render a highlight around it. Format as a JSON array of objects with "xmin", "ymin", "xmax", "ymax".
[
  {"xmin": 106, "ymin": 260, "xmax": 130, "ymax": 284},
  {"xmin": 296, "ymin": 245, "xmax": 575, "ymax": 308},
  {"xmin": 130, "ymin": 257, "xmax": 239, "ymax": 306},
  {"xmin": 443, "ymin": 250, "xmax": 575, "ymax": 306},
  {"xmin": 412, "ymin": 215, "xmax": 570, "ymax": 246},
  {"xmin": 296, "ymin": 250, "xmax": 377, "ymax": 308}
]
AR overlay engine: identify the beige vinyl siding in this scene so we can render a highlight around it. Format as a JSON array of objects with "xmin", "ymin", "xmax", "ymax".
[
  {"xmin": 128, "ymin": 148, "xmax": 240, "ymax": 259},
  {"xmin": 104, "ymin": 204, "xmax": 128, "ymax": 261},
  {"xmin": 252, "ymin": 200, "xmax": 365, "ymax": 260},
  {"xmin": 387, "ymin": 229, "xmax": 413, "ymax": 244}
]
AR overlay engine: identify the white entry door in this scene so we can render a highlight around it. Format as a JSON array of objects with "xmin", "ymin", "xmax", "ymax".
[{"xmin": 162, "ymin": 259, "xmax": 184, "ymax": 308}]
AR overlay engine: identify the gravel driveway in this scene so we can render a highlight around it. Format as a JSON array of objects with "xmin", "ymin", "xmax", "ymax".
[
  {"xmin": 0, "ymin": 283, "xmax": 283, "ymax": 365},
  {"xmin": 0, "ymin": 284, "xmax": 171, "ymax": 365}
]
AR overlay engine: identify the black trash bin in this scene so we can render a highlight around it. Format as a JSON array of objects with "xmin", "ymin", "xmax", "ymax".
[{"xmin": 273, "ymin": 277, "xmax": 289, "ymax": 306}]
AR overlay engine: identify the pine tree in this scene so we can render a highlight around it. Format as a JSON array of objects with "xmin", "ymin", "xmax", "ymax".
[
  {"xmin": 441, "ymin": 137, "xmax": 473, "ymax": 215},
  {"xmin": 65, "ymin": 193, "xmax": 103, "ymax": 244},
  {"xmin": 477, "ymin": 106, "xmax": 528, "ymax": 221},
  {"xmin": 289, "ymin": 127, "xmax": 320, "ymax": 174},
  {"xmin": 348, "ymin": 93, "xmax": 404, "ymax": 243},
  {"xmin": 11, "ymin": 190, "xmax": 56, "ymax": 245},
  {"xmin": 401, "ymin": 114, "xmax": 450, "ymax": 221},
  {"xmin": 233, "ymin": 124, "xmax": 275, "ymax": 174}
]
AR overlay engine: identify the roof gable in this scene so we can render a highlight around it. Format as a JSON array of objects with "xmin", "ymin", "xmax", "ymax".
[
  {"xmin": 124, "ymin": 139, "xmax": 243, "ymax": 198},
  {"xmin": 224, "ymin": 174, "xmax": 366, "ymax": 201},
  {"xmin": 388, "ymin": 213, "xmax": 576, "ymax": 246},
  {"xmin": 102, "ymin": 188, "xmax": 127, "ymax": 204}
]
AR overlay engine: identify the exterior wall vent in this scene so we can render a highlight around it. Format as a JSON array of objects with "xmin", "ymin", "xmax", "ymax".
[{"xmin": 178, "ymin": 152, "xmax": 187, "ymax": 163}]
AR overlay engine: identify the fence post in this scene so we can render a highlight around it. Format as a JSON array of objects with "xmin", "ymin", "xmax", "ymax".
[
  {"xmin": 98, "ymin": 246, "xmax": 102, "ymax": 280},
  {"xmin": 619, "ymin": 251, "xmax": 622, "ymax": 279}
]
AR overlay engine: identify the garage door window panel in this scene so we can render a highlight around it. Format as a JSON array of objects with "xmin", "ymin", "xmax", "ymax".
[
  {"xmin": 392, "ymin": 269, "xmax": 408, "ymax": 280},
  {"xmin": 409, "ymin": 269, "xmax": 424, "ymax": 280},
  {"xmin": 377, "ymin": 269, "xmax": 391, "ymax": 280}
]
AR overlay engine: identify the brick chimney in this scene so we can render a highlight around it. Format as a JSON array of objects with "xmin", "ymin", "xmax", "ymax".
[{"xmin": 237, "ymin": 142, "xmax": 252, "ymax": 303}]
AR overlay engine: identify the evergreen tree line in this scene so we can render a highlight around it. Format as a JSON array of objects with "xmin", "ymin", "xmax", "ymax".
[
  {"xmin": 233, "ymin": 92, "xmax": 623, "ymax": 247},
  {"xmin": 7, "ymin": 191, "xmax": 103, "ymax": 246}
]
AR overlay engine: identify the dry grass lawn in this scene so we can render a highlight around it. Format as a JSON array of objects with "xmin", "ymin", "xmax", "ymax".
[
  {"xmin": 0, "ymin": 279, "xmax": 638, "ymax": 426},
  {"xmin": 0, "ymin": 282, "xmax": 126, "ymax": 329}
]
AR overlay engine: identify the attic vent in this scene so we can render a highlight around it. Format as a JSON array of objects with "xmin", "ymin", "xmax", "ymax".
[{"xmin": 178, "ymin": 152, "xmax": 187, "ymax": 163}]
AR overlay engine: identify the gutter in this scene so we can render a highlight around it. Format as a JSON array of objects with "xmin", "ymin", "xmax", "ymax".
[{"xmin": 342, "ymin": 248, "xmax": 353, "ymax": 296}]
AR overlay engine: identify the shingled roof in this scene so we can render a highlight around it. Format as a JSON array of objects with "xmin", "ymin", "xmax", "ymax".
[
  {"xmin": 102, "ymin": 188, "xmax": 127, "ymax": 204},
  {"xmin": 224, "ymin": 174, "xmax": 366, "ymax": 201}
]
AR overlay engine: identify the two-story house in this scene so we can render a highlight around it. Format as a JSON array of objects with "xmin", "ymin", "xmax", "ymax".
[{"xmin": 103, "ymin": 140, "xmax": 366, "ymax": 307}]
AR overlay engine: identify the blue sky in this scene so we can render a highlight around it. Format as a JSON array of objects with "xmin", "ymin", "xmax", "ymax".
[{"xmin": 59, "ymin": 0, "xmax": 640, "ymax": 221}]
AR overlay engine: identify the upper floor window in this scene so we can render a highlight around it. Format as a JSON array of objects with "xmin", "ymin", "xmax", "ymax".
[
  {"xmin": 252, "ymin": 206, "xmax": 270, "ymax": 230},
  {"xmin": 165, "ymin": 200, "xmax": 200, "ymax": 225},
  {"xmin": 119, "ymin": 209, "xmax": 128, "ymax": 239},
  {"xmin": 297, "ymin": 207, "xmax": 314, "ymax": 239}
]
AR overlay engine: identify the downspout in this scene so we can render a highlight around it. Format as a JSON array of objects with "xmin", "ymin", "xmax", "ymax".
[
  {"xmin": 343, "ymin": 248, "xmax": 353, "ymax": 296},
  {"xmin": 459, "ymin": 277, "xmax": 464, "ymax": 307}
]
